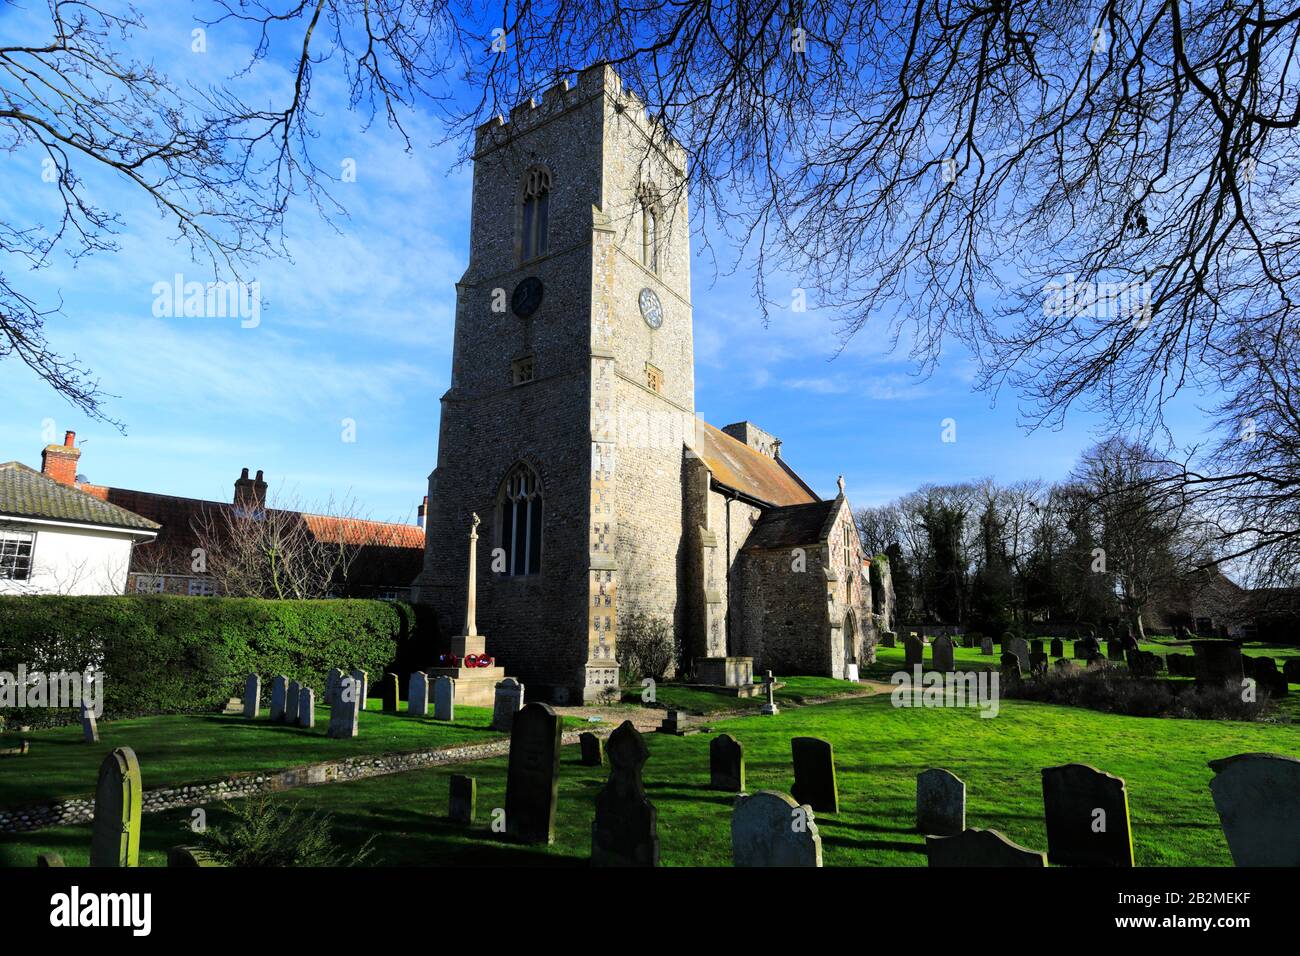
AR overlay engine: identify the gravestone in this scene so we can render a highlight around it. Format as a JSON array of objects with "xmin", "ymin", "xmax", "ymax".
[
  {"xmin": 298, "ymin": 688, "xmax": 314, "ymax": 728},
  {"xmin": 269, "ymin": 675, "xmax": 289, "ymax": 723},
  {"xmin": 916, "ymin": 768, "xmax": 965, "ymax": 836},
  {"xmin": 930, "ymin": 636, "xmax": 954, "ymax": 673},
  {"xmin": 591, "ymin": 721, "xmax": 659, "ymax": 867},
  {"xmin": 381, "ymin": 672, "xmax": 400, "ymax": 713},
  {"xmin": 710, "ymin": 733, "xmax": 745, "ymax": 792},
  {"xmin": 791, "ymin": 737, "xmax": 838, "ymax": 813},
  {"xmin": 962, "ymin": 634, "xmax": 974, "ymax": 649},
  {"xmin": 1050, "ymin": 638, "xmax": 1064, "ymax": 658},
  {"xmin": 492, "ymin": 677, "xmax": 524, "ymax": 732},
  {"xmin": 925, "ymin": 828, "xmax": 1046, "ymax": 867},
  {"xmin": 36, "ymin": 852, "xmax": 65, "ymax": 867},
  {"xmin": 1207, "ymin": 753, "xmax": 1300, "ymax": 866},
  {"xmin": 731, "ymin": 791, "xmax": 822, "ymax": 867},
  {"xmin": 760, "ymin": 670, "xmax": 779, "ymax": 716},
  {"xmin": 504, "ymin": 702, "xmax": 563, "ymax": 844},
  {"xmin": 433, "ymin": 676, "xmax": 456, "ymax": 721},
  {"xmin": 408, "ymin": 672, "xmax": 429, "ymax": 717},
  {"xmin": 285, "ymin": 680, "xmax": 301, "ymax": 725},
  {"xmin": 449, "ymin": 773, "xmax": 477, "ymax": 825},
  {"xmin": 1107, "ymin": 639, "xmax": 1124, "ymax": 661},
  {"xmin": 1253, "ymin": 657, "xmax": 1288, "ymax": 697},
  {"xmin": 325, "ymin": 668, "xmax": 343, "ymax": 704},
  {"xmin": 904, "ymin": 636, "xmax": 924, "ymax": 667},
  {"xmin": 352, "ymin": 669, "xmax": 368, "ymax": 712},
  {"xmin": 80, "ymin": 703, "xmax": 99, "ymax": 744},
  {"xmin": 1030, "ymin": 648, "xmax": 1049, "ymax": 676},
  {"xmin": 327, "ymin": 675, "xmax": 360, "ymax": 738},
  {"xmin": 1192, "ymin": 641, "xmax": 1243, "ymax": 686},
  {"xmin": 1031, "ymin": 638, "xmax": 1045, "ymax": 659},
  {"xmin": 980, "ymin": 637, "xmax": 993, "ymax": 656},
  {"xmin": 657, "ymin": 709, "xmax": 695, "ymax": 735},
  {"xmin": 1000, "ymin": 653, "xmax": 1022, "ymax": 682},
  {"xmin": 1284, "ymin": 659, "xmax": 1300, "ymax": 685},
  {"xmin": 579, "ymin": 732, "xmax": 605, "ymax": 766},
  {"xmin": 242, "ymin": 673, "xmax": 260, "ymax": 719},
  {"xmin": 1041, "ymin": 763, "xmax": 1134, "ymax": 866},
  {"xmin": 90, "ymin": 746, "xmax": 142, "ymax": 867},
  {"xmin": 1006, "ymin": 638, "xmax": 1030, "ymax": 672},
  {"xmin": 1242, "ymin": 655, "xmax": 1257, "ymax": 679},
  {"xmin": 880, "ymin": 632, "xmax": 896, "ymax": 648}
]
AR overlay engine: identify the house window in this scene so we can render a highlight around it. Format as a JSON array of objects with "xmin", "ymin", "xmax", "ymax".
[
  {"xmin": 521, "ymin": 166, "xmax": 551, "ymax": 261},
  {"xmin": 645, "ymin": 363, "xmax": 663, "ymax": 394},
  {"xmin": 498, "ymin": 462, "xmax": 544, "ymax": 576},
  {"xmin": 0, "ymin": 530, "xmax": 34, "ymax": 580},
  {"xmin": 188, "ymin": 578, "xmax": 215, "ymax": 597},
  {"xmin": 512, "ymin": 355, "xmax": 535, "ymax": 386},
  {"xmin": 135, "ymin": 575, "xmax": 165, "ymax": 594}
]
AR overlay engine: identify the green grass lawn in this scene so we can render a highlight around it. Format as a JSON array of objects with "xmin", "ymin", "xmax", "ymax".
[
  {"xmin": 5, "ymin": 691, "xmax": 1295, "ymax": 867},
  {"xmin": 622, "ymin": 675, "xmax": 866, "ymax": 715},
  {"xmin": 0, "ymin": 701, "xmax": 520, "ymax": 808}
]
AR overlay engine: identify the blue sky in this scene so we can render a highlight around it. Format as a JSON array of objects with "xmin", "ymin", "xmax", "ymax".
[{"xmin": 0, "ymin": 3, "xmax": 1219, "ymax": 523}]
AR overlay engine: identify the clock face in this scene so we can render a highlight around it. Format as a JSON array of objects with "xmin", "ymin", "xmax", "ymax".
[
  {"xmin": 639, "ymin": 287, "xmax": 663, "ymax": 329},
  {"xmin": 511, "ymin": 277, "xmax": 544, "ymax": 318}
]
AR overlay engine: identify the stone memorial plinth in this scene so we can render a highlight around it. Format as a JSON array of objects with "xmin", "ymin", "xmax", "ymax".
[{"xmin": 695, "ymin": 656, "xmax": 755, "ymax": 690}]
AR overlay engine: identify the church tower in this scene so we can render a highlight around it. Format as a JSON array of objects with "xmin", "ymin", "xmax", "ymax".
[{"xmin": 413, "ymin": 64, "xmax": 695, "ymax": 703}]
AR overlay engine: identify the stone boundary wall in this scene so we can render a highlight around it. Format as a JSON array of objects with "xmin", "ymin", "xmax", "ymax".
[{"xmin": 0, "ymin": 728, "xmax": 595, "ymax": 834}]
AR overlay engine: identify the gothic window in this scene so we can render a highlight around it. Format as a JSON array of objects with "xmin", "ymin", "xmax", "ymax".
[
  {"xmin": 498, "ymin": 463, "xmax": 543, "ymax": 576},
  {"xmin": 521, "ymin": 166, "xmax": 551, "ymax": 261},
  {"xmin": 640, "ymin": 186, "xmax": 662, "ymax": 273}
]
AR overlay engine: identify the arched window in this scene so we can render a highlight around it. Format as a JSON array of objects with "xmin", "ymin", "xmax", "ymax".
[
  {"xmin": 639, "ymin": 184, "xmax": 663, "ymax": 273},
  {"xmin": 521, "ymin": 166, "xmax": 551, "ymax": 261},
  {"xmin": 498, "ymin": 463, "xmax": 543, "ymax": 575}
]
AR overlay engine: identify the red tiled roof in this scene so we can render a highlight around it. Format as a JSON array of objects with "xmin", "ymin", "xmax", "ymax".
[{"xmin": 694, "ymin": 420, "xmax": 819, "ymax": 507}]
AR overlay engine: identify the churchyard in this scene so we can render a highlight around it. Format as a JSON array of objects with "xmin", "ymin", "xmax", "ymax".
[{"xmin": 3, "ymin": 679, "xmax": 1296, "ymax": 867}]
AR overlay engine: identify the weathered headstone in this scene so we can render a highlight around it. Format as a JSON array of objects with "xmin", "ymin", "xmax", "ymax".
[
  {"xmin": 1106, "ymin": 639, "xmax": 1124, "ymax": 661},
  {"xmin": 904, "ymin": 635, "xmax": 924, "ymax": 667},
  {"xmin": 916, "ymin": 768, "xmax": 965, "ymax": 836},
  {"xmin": 591, "ymin": 721, "xmax": 659, "ymax": 867},
  {"xmin": 1006, "ymin": 638, "xmax": 1030, "ymax": 672},
  {"xmin": 930, "ymin": 636, "xmax": 954, "ymax": 673},
  {"xmin": 579, "ymin": 732, "xmax": 605, "ymax": 766},
  {"xmin": 731, "ymin": 790, "xmax": 822, "ymax": 867},
  {"xmin": 408, "ymin": 671, "xmax": 429, "ymax": 717},
  {"xmin": 1284, "ymin": 659, "xmax": 1300, "ymax": 686},
  {"xmin": 242, "ymin": 673, "xmax": 260, "ymax": 719},
  {"xmin": 492, "ymin": 677, "xmax": 524, "ymax": 732},
  {"xmin": 980, "ymin": 637, "xmax": 993, "ymax": 656},
  {"xmin": 504, "ymin": 701, "xmax": 562, "ymax": 844},
  {"xmin": 1192, "ymin": 640, "xmax": 1243, "ymax": 686},
  {"xmin": 925, "ymin": 828, "xmax": 1046, "ymax": 867},
  {"xmin": 352, "ymin": 669, "xmax": 368, "ymax": 712},
  {"xmin": 880, "ymin": 632, "xmax": 896, "ymax": 648},
  {"xmin": 791, "ymin": 736, "xmax": 838, "ymax": 814},
  {"xmin": 80, "ymin": 703, "xmax": 99, "ymax": 743},
  {"xmin": 1000, "ymin": 652, "xmax": 1022, "ymax": 682},
  {"xmin": 269, "ymin": 675, "xmax": 289, "ymax": 723},
  {"xmin": 449, "ymin": 773, "xmax": 477, "ymax": 824},
  {"xmin": 710, "ymin": 733, "xmax": 745, "ymax": 792},
  {"xmin": 36, "ymin": 852, "xmax": 65, "ymax": 867},
  {"xmin": 1041, "ymin": 763, "xmax": 1134, "ymax": 866},
  {"xmin": 433, "ymin": 675, "xmax": 456, "ymax": 721},
  {"xmin": 90, "ymin": 746, "xmax": 142, "ymax": 867},
  {"xmin": 1253, "ymin": 657, "xmax": 1288, "ymax": 697},
  {"xmin": 298, "ymin": 688, "xmax": 315, "ymax": 728},
  {"xmin": 325, "ymin": 668, "xmax": 343, "ymax": 704},
  {"xmin": 381, "ymin": 672, "xmax": 400, "ymax": 713},
  {"xmin": 285, "ymin": 680, "xmax": 301, "ymax": 725},
  {"xmin": 327, "ymin": 675, "xmax": 361, "ymax": 738},
  {"xmin": 1208, "ymin": 752, "xmax": 1300, "ymax": 866},
  {"xmin": 1050, "ymin": 638, "xmax": 1064, "ymax": 658},
  {"xmin": 657, "ymin": 709, "xmax": 693, "ymax": 735}
]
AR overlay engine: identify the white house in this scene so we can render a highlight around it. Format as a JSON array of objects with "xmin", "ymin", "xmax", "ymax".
[{"xmin": 0, "ymin": 446, "xmax": 159, "ymax": 595}]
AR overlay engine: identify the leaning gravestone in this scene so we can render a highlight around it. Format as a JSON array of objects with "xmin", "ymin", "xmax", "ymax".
[
  {"xmin": 269, "ymin": 675, "xmax": 289, "ymax": 723},
  {"xmin": 408, "ymin": 672, "xmax": 429, "ymax": 717},
  {"xmin": 791, "ymin": 737, "xmax": 838, "ymax": 813},
  {"xmin": 710, "ymin": 733, "xmax": 745, "ymax": 792},
  {"xmin": 90, "ymin": 747, "xmax": 142, "ymax": 867},
  {"xmin": 449, "ymin": 773, "xmax": 477, "ymax": 824},
  {"xmin": 1208, "ymin": 752, "xmax": 1300, "ymax": 866},
  {"xmin": 1050, "ymin": 638, "xmax": 1064, "ymax": 658},
  {"xmin": 579, "ymin": 732, "xmax": 605, "ymax": 767},
  {"xmin": 80, "ymin": 703, "xmax": 99, "ymax": 744},
  {"xmin": 285, "ymin": 680, "xmax": 301, "ymax": 725},
  {"xmin": 1006, "ymin": 638, "xmax": 1030, "ymax": 672},
  {"xmin": 433, "ymin": 675, "xmax": 456, "ymax": 721},
  {"xmin": 925, "ymin": 828, "xmax": 1046, "ymax": 867},
  {"xmin": 1193, "ymin": 640, "xmax": 1243, "ymax": 686},
  {"xmin": 492, "ymin": 677, "xmax": 524, "ymax": 731},
  {"xmin": 916, "ymin": 768, "xmax": 965, "ymax": 836},
  {"xmin": 731, "ymin": 790, "xmax": 822, "ymax": 867},
  {"xmin": 904, "ymin": 635, "xmax": 924, "ymax": 667},
  {"xmin": 327, "ymin": 676, "xmax": 360, "ymax": 739},
  {"xmin": 1041, "ymin": 763, "xmax": 1134, "ymax": 866},
  {"xmin": 381, "ymin": 672, "xmax": 400, "ymax": 713},
  {"xmin": 980, "ymin": 637, "xmax": 993, "ymax": 656},
  {"xmin": 298, "ymin": 688, "xmax": 315, "ymax": 729},
  {"xmin": 591, "ymin": 721, "xmax": 659, "ymax": 867},
  {"xmin": 930, "ymin": 636, "xmax": 954, "ymax": 673},
  {"xmin": 242, "ymin": 673, "xmax": 260, "ymax": 719},
  {"xmin": 504, "ymin": 702, "xmax": 563, "ymax": 845}
]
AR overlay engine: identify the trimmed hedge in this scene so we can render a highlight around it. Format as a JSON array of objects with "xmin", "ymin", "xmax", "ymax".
[{"xmin": 0, "ymin": 596, "xmax": 421, "ymax": 726}]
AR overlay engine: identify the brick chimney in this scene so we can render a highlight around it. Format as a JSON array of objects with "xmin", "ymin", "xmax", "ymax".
[
  {"xmin": 41, "ymin": 430, "xmax": 81, "ymax": 486},
  {"xmin": 233, "ymin": 467, "xmax": 268, "ymax": 511},
  {"xmin": 417, "ymin": 495, "xmax": 428, "ymax": 529}
]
